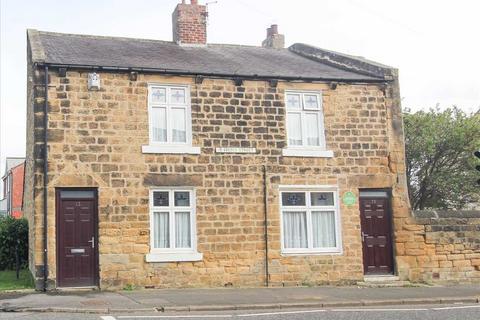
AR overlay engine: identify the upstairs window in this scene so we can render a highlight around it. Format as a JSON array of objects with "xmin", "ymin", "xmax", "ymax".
[
  {"xmin": 285, "ymin": 91, "xmax": 326, "ymax": 149},
  {"xmin": 148, "ymin": 85, "xmax": 191, "ymax": 144},
  {"xmin": 143, "ymin": 84, "xmax": 199, "ymax": 154}
]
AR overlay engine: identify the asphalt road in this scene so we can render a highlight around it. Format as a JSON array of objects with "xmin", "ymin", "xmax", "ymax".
[{"xmin": 1, "ymin": 304, "xmax": 480, "ymax": 319}]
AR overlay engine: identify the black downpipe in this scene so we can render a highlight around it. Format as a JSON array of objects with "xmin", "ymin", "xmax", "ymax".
[
  {"xmin": 262, "ymin": 165, "xmax": 269, "ymax": 287},
  {"xmin": 43, "ymin": 65, "xmax": 49, "ymax": 291}
]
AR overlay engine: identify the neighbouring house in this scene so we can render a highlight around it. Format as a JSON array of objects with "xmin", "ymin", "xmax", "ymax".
[
  {"xmin": 1, "ymin": 157, "xmax": 25, "ymax": 219},
  {"xmin": 0, "ymin": 199, "xmax": 6, "ymax": 217},
  {"xmin": 24, "ymin": 0, "xmax": 478, "ymax": 291}
]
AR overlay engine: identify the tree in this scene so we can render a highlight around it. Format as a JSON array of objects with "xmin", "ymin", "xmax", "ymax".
[
  {"xmin": 0, "ymin": 217, "xmax": 28, "ymax": 270},
  {"xmin": 404, "ymin": 107, "xmax": 480, "ymax": 210}
]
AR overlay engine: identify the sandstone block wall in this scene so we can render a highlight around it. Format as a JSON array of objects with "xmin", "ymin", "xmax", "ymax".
[
  {"xmin": 24, "ymin": 45, "xmax": 46, "ymax": 288},
  {"xmin": 396, "ymin": 210, "xmax": 480, "ymax": 283},
  {"xmin": 25, "ymin": 66, "xmax": 411, "ymax": 289}
]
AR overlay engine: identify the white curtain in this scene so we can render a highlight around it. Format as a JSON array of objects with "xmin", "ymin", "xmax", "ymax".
[
  {"xmin": 305, "ymin": 113, "xmax": 320, "ymax": 146},
  {"xmin": 312, "ymin": 211, "xmax": 336, "ymax": 248},
  {"xmin": 287, "ymin": 113, "xmax": 302, "ymax": 146},
  {"xmin": 175, "ymin": 212, "xmax": 191, "ymax": 248},
  {"xmin": 154, "ymin": 212, "xmax": 169, "ymax": 248},
  {"xmin": 151, "ymin": 107, "xmax": 167, "ymax": 142},
  {"xmin": 171, "ymin": 108, "xmax": 186, "ymax": 143},
  {"xmin": 283, "ymin": 211, "xmax": 307, "ymax": 248}
]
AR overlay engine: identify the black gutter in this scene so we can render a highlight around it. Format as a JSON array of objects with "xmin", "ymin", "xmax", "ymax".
[
  {"xmin": 36, "ymin": 63, "xmax": 390, "ymax": 84},
  {"xmin": 262, "ymin": 165, "xmax": 269, "ymax": 287},
  {"xmin": 43, "ymin": 65, "xmax": 48, "ymax": 291}
]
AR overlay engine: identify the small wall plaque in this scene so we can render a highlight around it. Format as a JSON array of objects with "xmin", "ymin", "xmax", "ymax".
[
  {"xmin": 87, "ymin": 72, "xmax": 100, "ymax": 91},
  {"xmin": 215, "ymin": 147, "xmax": 257, "ymax": 154},
  {"xmin": 342, "ymin": 191, "xmax": 357, "ymax": 206}
]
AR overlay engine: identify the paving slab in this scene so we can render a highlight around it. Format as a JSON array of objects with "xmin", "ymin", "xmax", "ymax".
[
  {"xmin": 0, "ymin": 284, "xmax": 478, "ymax": 313},
  {"xmin": 119, "ymin": 284, "xmax": 480, "ymax": 307},
  {"xmin": 0, "ymin": 291, "xmax": 140, "ymax": 310}
]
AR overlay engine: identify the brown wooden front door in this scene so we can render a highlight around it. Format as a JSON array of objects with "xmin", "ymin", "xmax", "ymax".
[
  {"xmin": 360, "ymin": 192, "xmax": 394, "ymax": 275},
  {"xmin": 56, "ymin": 189, "xmax": 98, "ymax": 287}
]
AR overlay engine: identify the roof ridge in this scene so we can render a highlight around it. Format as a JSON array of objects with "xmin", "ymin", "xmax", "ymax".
[
  {"xmin": 207, "ymin": 43, "xmax": 283, "ymax": 49},
  {"xmin": 36, "ymin": 29, "xmax": 176, "ymax": 45},
  {"xmin": 35, "ymin": 29, "xmax": 289, "ymax": 50}
]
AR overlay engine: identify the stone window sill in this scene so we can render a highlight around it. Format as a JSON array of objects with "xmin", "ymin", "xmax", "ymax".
[
  {"xmin": 281, "ymin": 249, "xmax": 342, "ymax": 256},
  {"xmin": 282, "ymin": 148, "xmax": 334, "ymax": 158},
  {"xmin": 145, "ymin": 252, "xmax": 203, "ymax": 263},
  {"xmin": 142, "ymin": 145, "xmax": 201, "ymax": 154}
]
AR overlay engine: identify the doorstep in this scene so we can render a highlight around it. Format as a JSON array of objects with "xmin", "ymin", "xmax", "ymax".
[
  {"xmin": 55, "ymin": 286, "xmax": 99, "ymax": 292},
  {"xmin": 357, "ymin": 275, "xmax": 420, "ymax": 288},
  {"xmin": 363, "ymin": 275, "xmax": 400, "ymax": 282}
]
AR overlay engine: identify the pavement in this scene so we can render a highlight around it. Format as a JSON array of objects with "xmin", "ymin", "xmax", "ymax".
[
  {"xmin": 0, "ymin": 284, "xmax": 479, "ymax": 314},
  {"xmin": 4, "ymin": 305, "xmax": 480, "ymax": 320}
]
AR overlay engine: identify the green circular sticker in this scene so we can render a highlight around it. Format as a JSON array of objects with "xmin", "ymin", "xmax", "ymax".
[{"xmin": 342, "ymin": 191, "xmax": 357, "ymax": 206}]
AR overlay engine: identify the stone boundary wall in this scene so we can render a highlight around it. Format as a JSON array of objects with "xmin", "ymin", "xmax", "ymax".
[{"xmin": 396, "ymin": 210, "xmax": 480, "ymax": 283}]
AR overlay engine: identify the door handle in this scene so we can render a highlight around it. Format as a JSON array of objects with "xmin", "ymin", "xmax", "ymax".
[
  {"xmin": 87, "ymin": 236, "xmax": 95, "ymax": 248},
  {"xmin": 362, "ymin": 232, "xmax": 366, "ymax": 242}
]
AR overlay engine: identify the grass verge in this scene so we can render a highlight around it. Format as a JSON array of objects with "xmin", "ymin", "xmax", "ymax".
[{"xmin": 0, "ymin": 269, "xmax": 34, "ymax": 291}]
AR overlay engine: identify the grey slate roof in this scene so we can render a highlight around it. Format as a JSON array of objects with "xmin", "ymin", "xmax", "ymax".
[{"xmin": 28, "ymin": 30, "xmax": 387, "ymax": 81}]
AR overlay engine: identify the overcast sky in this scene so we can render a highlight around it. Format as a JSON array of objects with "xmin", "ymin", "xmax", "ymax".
[{"xmin": 1, "ymin": 0, "xmax": 479, "ymax": 175}]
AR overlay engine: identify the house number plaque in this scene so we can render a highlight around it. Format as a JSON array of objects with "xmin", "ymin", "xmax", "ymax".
[{"xmin": 215, "ymin": 147, "xmax": 257, "ymax": 154}]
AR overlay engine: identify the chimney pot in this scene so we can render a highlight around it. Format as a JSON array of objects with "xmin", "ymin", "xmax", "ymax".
[
  {"xmin": 190, "ymin": 0, "xmax": 198, "ymax": 4},
  {"xmin": 270, "ymin": 24, "xmax": 278, "ymax": 35},
  {"xmin": 266, "ymin": 27, "xmax": 272, "ymax": 37},
  {"xmin": 262, "ymin": 24, "xmax": 285, "ymax": 49}
]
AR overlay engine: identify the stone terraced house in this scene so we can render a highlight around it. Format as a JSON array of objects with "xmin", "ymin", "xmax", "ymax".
[{"xmin": 24, "ymin": 0, "xmax": 414, "ymax": 290}]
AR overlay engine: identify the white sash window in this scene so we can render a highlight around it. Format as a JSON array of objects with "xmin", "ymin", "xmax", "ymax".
[
  {"xmin": 147, "ymin": 188, "xmax": 202, "ymax": 262},
  {"xmin": 280, "ymin": 186, "xmax": 342, "ymax": 255},
  {"xmin": 283, "ymin": 91, "xmax": 333, "ymax": 158},
  {"xmin": 142, "ymin": 84, "xmax": 200, "ymax": 154}
]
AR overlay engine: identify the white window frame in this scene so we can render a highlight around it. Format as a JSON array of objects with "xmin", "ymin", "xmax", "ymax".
[
  {"xmin": 146, "ymin": 187, "xmax": 202, "ymax": 262},
  {"xmin": 142, "ymin": 84, "xmax": 200, "ymax": 154},
  {"xmin": 279, "ymin": 185, "xmax": 342, "ymax": 255},
  {"xmin": 283, "ymin": 90, "xmax": 333, "ymax": 158}
]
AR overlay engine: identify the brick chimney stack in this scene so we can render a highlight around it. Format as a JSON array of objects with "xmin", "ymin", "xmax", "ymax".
[
  {"xmin": 172, "ymin": 0, "xmax": 207, "ymax": 45},
  {"xmin": 262, "ymin": 24, "xmax": 285, "ymax": 49}
]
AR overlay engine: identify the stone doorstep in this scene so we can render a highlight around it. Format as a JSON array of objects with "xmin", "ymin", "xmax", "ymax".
[
  {"xmin": 357, "ymin": 275, "xmax": 418, "ymax": 287},
  {"xmin": 363, "ymin": 275, "xmax": 400, "ymax": 282},
  {"xmin": 55, "ymin": 286, "xmax": 99, "ymax": 292},
  {"xmin": 3, "ymin": 296, "xmax": 480, "ymax": 314}
]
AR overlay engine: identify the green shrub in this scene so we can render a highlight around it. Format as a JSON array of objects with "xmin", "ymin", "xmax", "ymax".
[{"xmin": 0, "ymin": 217, "xmax": 28, "ymax": 270}]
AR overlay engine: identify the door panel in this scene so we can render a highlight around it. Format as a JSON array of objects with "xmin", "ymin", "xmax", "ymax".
[
  {"xmin": 57, "ymin": 192, "xmax": 98, "ymax": 287},
  {"xmin": 360, "ymin": 196, "xmax": 393, "ymax": 275}
]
